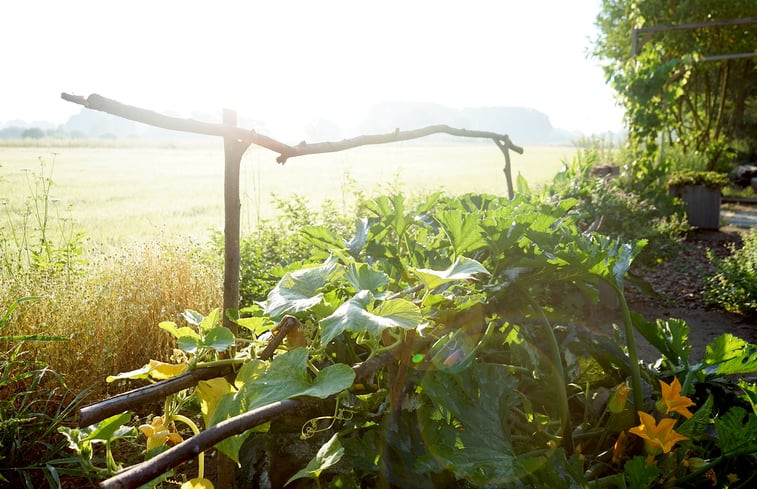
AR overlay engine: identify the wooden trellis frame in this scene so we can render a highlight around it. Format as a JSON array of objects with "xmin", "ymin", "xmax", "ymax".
[{"xmin": 61, "ymin": 92, "xmax": 524, "ymax": 489}]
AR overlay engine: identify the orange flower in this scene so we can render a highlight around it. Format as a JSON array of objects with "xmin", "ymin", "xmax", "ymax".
[
  {"xmin": 658, "ymin": 377, "xmax": 695, "ymax": 419},
  {"xmin": 138, "ymin": 416, "xmax": 183, "ymax": 451},
  {"xmin": 612, "ymin": 431, "xmax": 628, "ymax": 464},
  {"xmin": 628, "ymin": 411, "xmax": 688, "ymax": 455}
]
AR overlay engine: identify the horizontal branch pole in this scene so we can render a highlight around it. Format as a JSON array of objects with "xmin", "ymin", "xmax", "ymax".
[
  {"xmin": 100, "ymin": 399, "xmax": 303, "ymax": 489},
  {"xmin": 97, "ymin": 351, "xmax": 399, "ymax": 489},
  {"xmin": 78, "ymin": 317, "xmax": 301, "ymax": 427},
  {"xmin": 78, "ymin": 365, "xmax": 234, "ymax": 427},
  {"xmin": 61, "ymin": 93, "xmax": 523, "ymax": 166},
  {"xmin": 275, "ymin": 125, "xmax": 523, "ymax": 164},
  {"xmin": 60, "ymin": 93, "xmax": 294, "ymax": 155},
  {"xmin": 631, "ymin": 17, "xmax": 757, "ymax": 57}
]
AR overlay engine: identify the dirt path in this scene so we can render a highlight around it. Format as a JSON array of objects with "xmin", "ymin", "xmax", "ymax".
[{"xmin": 626, "ymin": 222, "xmax": 756, "ymax": 362}]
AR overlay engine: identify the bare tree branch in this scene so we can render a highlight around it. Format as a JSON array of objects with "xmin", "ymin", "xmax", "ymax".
[
  {"xmin": 97, "ymin": 350, "xmax": 404, "ymax": 489},
  {"xmin": 100, "ymin": 399, "xmax": 304, "ymax": 489},
  {"xmin": 60, "ymin": 93, "xmax": 294, "ymax": 154},
  {"xmin": 60, "ymin": 93, "xmax": 523, "ymax": 165},
  {"xmin": 78, "ymin": 364, "xmax": 234, "ymax": 427},
  {"xmin": 274, "ymin": 126, "xmax": 524, "ymax": 164},
  {"xmin": 78, "ymin": 316, "xmax": 302, "ymax": 427}
]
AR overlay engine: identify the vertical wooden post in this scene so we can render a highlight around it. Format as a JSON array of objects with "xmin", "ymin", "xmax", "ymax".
[
  {"xmin": 494, "ymin": 139, "xmax": 515, "ymax": 200},
  {"xmin": 218, "ymin": 108, "xmax": 243, "ymax": 489},
  {"xmin": 222, "ymin": 109, "xmax": 242, "ymax": 338}
]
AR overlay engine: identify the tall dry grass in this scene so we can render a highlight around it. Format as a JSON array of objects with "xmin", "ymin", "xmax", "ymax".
[{"xmin": 2, "ymin": 239, "xmax": 222, "ymax": 398}]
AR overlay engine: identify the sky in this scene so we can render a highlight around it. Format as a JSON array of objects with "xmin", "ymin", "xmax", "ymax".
[{"xmin": 1, "ymin": 0, "xmax": 625, "ymax": 136}]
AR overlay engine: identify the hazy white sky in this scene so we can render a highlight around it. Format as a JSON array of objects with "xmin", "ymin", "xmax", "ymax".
[{"xmin": 1, "ymin": 0, "xmax": 625, "ymax": 135}]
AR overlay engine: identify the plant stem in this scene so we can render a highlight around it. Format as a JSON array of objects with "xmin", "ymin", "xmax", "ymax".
[
  {"xmin": 587, "ymin": 473, "xmax": 627, "ymax": 489},
  {"xmin": 606, "ymin": 278, "xmax": 644, "ymax": 418},
  {"xmin": 529, "ymin": 297, "xmax": 574, "ymax": 453},
  {"xmin": 172, "ymin": 414, "xmax": 204, "ymax": 479}
]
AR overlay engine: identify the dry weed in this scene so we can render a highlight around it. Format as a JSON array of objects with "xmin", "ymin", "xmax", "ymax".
[{"xmin": 1, "ymin": 239, "xmax": 222, "ymax": 398}]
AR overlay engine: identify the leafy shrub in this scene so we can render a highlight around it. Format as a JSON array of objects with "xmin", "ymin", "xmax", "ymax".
[
  {"xmin": 545, "ymin": 150, "xmax": 689, "ymax": 262},
  {"xmin": 75, "ymin": 191, "xmax": 757, "ymax": 488},
  {"xmin": 668, "ymin": 170, "xmax": 729, "ymax": 189},
  {"xmin": 217, "ymin": 193, "xmax": 366, "ymax": 308},
  {"xmin": 705, "ymin": 229, "xmax": 757, "ymax": 315}
]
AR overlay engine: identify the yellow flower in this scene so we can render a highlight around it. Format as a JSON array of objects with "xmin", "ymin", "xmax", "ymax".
[
  {"xmin": 657, "ymin": 377, "xmax": 695, "ymax": 419},
  {"xmin": 608, "ymin": 382, "xmax": 631, "ymax": 414},
  {"xmin": 138, "ymin": 416, "xmax": 183, "ymax": 451},
  {"xmin": 727, "ymin": 473, "xmax": 739, "ymax": 484},
  {"xmin": 628, "ymin": 411, "xmax": 688, "ymax": 455}
]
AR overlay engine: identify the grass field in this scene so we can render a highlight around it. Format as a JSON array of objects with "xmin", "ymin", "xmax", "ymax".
[{"xmin": 0, "ymin": 141, "xmax": 576, "ymax": 247}]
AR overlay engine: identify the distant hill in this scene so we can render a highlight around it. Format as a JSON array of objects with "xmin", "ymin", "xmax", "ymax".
[
  {"xmin": 356, "ymin": 102, "xmax": 582, "ymax": 145},
  {"xmin": 2, "ymin": 102, "xmax": 587, "ymax": 144}
]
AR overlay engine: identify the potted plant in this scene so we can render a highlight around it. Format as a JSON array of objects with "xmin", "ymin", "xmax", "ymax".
[{"xmin": 668, "ymin": 170, "xmax": 729, "ymax": 229}]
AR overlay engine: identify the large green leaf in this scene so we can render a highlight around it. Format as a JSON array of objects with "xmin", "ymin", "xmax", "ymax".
[
  {"xmin": 435, "ymin": 209, "xmax": 486, "ymax": 257},
  {"xmin": 344, "ymin": 262, "xmax": 390, "ymax": 294},
  {"xmin": 416, "ymin": 364, "xmax": 520, "ymax": 484},
  {"xmin": 632, "ymin": 316, "xmax": 691, "ymax": 367},
  {"xmin": 264, "ymin": 260, "xmax": 338, "ymax": 320},
  {"xmin": 319, "ymin": 290, "xmax": 421, "ymax": 345},
  {"xmin": 411, "ymin": 256, "xmax": 489, "ymax": 291},
  {"xmin": 85, "ymin": 411, "xmax": 136, "ymax": 443},
  {"xmin": 236, "ymin": 316, "xmax": 275, "ymax": 336},
  {"xmin": 365, "ymin": 194, "xmax": 411, "ymax": 238},
  {"xmin": 300, "ymin": 226, "xmax": 347, "ymax": 257},
  {"xmin": 345, "ymin": 218, "xmax": 369, "ymax": 257},
  {"xmin": 159, "ymin": 321, "xmax": 201, "ymax": 354},
  {"xmin": 209, "ymin": 348, "xmax": 355, "ymax": 462},
  {"xmin": 704, "ymin": 334, "xmax": 757, "ymax": 376},
  {"xmin": 714, "ymin": 406, "xmax": 757, "ymax": 456},
  {"xmin": 202, "ymin": 326, "xmax": 234, "ymax": 352},
  {"xmin": 624, "ymin": 455, "xmax": 661, "ymax": 489},
  {"xmin": 285, "ymin": 433, "xmax": 344, "ymax": 485}
]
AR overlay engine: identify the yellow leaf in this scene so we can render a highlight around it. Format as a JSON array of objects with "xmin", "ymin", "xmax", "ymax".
[
  {"xmin": 148, "ymin": 360, "xmax": 188, "ymax": 380},
  {"xmin": 197, "ymin": 377, "xmax": 234, "ymax": 427}
]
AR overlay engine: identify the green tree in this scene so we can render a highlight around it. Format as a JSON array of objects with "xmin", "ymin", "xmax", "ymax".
[
  {"xmin": 594, "ymin": 0, "xmax": 757, "ymax": 169},
  {"xmin": 21, "ymin": 127, "xmax": 44, "ymax": 139}
]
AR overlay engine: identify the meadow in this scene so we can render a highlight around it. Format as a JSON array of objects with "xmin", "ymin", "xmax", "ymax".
[
  {"xmin": 0, "ymin": 141, "xmax": 576, "ymax": 246},
  {"xmin": 0, "ymin": 139, "xmax": 575, "ymax": 395}
]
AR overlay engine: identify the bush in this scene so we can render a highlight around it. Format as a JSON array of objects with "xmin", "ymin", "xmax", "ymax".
[
  {"xmin": 217, "ymin": 193, "xmax": 365, "ymax": 308},
  {"xmin": 545, "ymin": 149, "xmax": 689, "ymax": 263},
  {"xmin": 705, "ymin": 229, "xmax": 757, "ymax": 315}
]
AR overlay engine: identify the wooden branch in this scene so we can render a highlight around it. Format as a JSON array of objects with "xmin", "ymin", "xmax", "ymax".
[
  {"xmin": 97, "ymin": 351, "xmax": 401, "ymax": 489},
  {"xmin": 78, "ymin": 364, "xmax": 234, "ymax": 427},
  {"xmin": 275, "ymin": 126, "xmax": 524, "ymax": 164},
  {"xmin": 60, "ymin": 93, "xmax": 523, "ymax": 165},
  {"xmin": 100, "ymin": 399, "xmax": 304, "ymax": 489},
  {"xmin": 78, "ymin": 316, "xmax": 300, "ymax": 427},
  {"xmin": 60, "ymin": 93, "xmax": 294, "ymax": 154}
]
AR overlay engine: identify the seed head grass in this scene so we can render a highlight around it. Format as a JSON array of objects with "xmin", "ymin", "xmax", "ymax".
[{"xmin": 2, "ymin": 239, "xmax": 222, "ymax": 398}]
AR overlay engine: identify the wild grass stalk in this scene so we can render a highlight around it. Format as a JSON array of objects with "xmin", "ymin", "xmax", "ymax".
[{"xmin": 1, "ymin": 239, "xmax": 222, "ymax": 397}]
